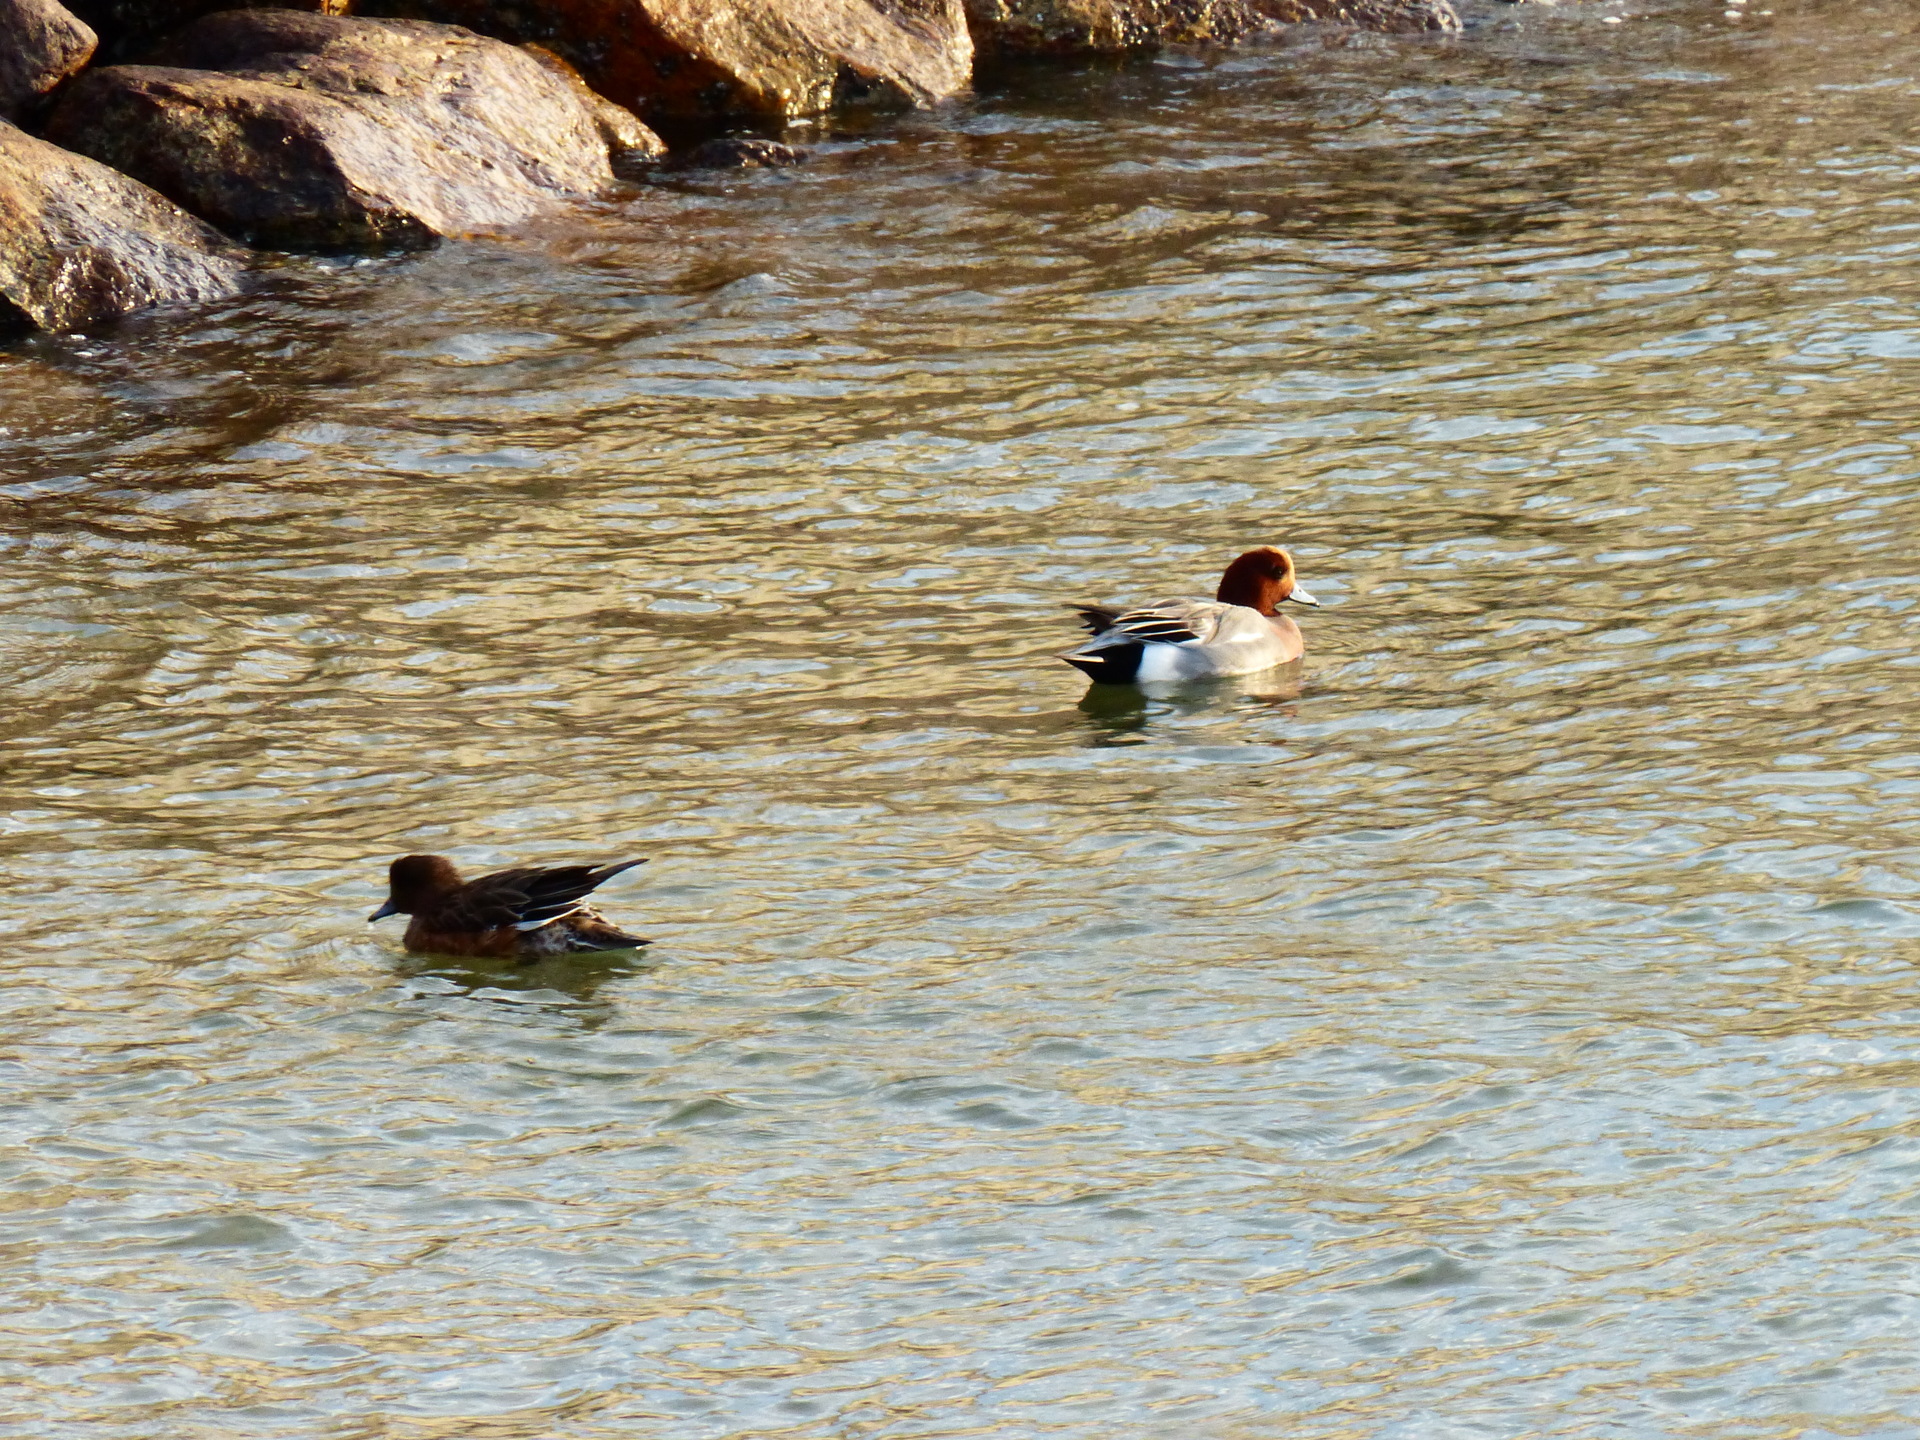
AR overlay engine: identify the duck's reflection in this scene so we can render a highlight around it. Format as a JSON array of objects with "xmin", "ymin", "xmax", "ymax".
[
  {"xmin": 1076, "ymin": 664, "xmax": 1303, "ymax": 743},
  {"xmin": 393, "ymin": 945, "xmax": 658, "ymax": 1014},
  {"xmin": 1076, "ymin": 681, "xmax": 1153, "ymax": 741}
]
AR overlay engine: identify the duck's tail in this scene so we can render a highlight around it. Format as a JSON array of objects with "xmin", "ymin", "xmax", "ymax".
[
  {"xmin": 1061, "ymin": 644, "xmax": 1143, "ymax": 685},
  {"xmin": 565, "ymin": 916, "xmax": 650, "ymax": 951}
]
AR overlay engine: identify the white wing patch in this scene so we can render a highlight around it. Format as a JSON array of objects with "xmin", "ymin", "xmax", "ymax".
[{"xmin": 514, "ymin": 905, "xmax": 586, "ymax": 932}]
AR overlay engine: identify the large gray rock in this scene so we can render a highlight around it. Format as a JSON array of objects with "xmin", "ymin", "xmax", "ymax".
[
  {"xmin": 43, "ymin": 9, "xmax": 662, "ymax": 249},
  {"xmin": 0, "ymin": 0, "xmax": 97, "ymax": 121},
  {"xmin": 964, "ymin": 0, "xmax": 1456, "ymax": 52},
  {"xmin": 0, "ymin": 117, "xmax": 244, "ymax": 332},
  {"xmin": 357, "ymin": 0, "xmax": 974, "ymax": 124}
]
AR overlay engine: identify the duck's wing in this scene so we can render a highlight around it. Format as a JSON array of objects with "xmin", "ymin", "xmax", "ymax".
[
  {"xmin": 1094, "ymin": 600, "xmax": 1231, "ymax": 647},
  {"xmin": 1109, "ymin": 610, "xmax": 1203, "ymax": 645},
  {"xmin": 459, "ymin": 860, "xmax": 648, "ymax": 932},
  {"xmin": 1073, "ymin": 596, "xmax": 1239, "ymax": 645}
]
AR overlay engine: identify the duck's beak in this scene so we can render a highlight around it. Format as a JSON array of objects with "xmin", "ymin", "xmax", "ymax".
[
  {"xmin": 1286, "ymin": 583, "xmax": 1320, "ymax": 607},
  {"xmin": 368, "ymin": 900, "xmax": 399, "ymax": 922}
]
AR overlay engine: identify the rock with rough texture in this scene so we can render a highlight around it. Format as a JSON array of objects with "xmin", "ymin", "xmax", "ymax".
[
  {"xmin": 358, "ymin": 0, "xmax": 972, "ymax": 123},
  {"xmin": 0, "ymin": 117, "xmax": 243, "ymax": 331},
  {"xmin": 57, "ymin": 0, "xmax": 350, "ymax": 63},
  {"xmin": 44, "ymin": 10, "xmax": 660, "ymax": 249},
  {"xmin": 0, "ymin": 0, "xmax": 97, "ymax": 120},
  {"xmin": 964, "ymin": 0, "xmax": 1454, "ymax": 52}
]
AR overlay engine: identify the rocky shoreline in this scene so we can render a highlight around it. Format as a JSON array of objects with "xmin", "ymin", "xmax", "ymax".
[{"xmin": 0, "ymin": 0, "xmax": 1461, "ymax": 333}]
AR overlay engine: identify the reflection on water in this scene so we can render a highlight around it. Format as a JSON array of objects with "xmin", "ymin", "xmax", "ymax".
[
  {"xmin": 396, "ymin": 945, "xmax": 663, "ymax": 1013},
  {"xmin": 1078, "ymin": 669, "xmax": 1304, "ymax": 742},
  {"xmin": 7, "ymin": 0, "xmax": 1920, "ymax": 1434}
]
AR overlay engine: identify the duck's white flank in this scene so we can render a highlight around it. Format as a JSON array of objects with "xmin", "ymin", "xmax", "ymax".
[{"xmin": 1071, "ymin": 600, "xmax": 1307, "ymax": 681}]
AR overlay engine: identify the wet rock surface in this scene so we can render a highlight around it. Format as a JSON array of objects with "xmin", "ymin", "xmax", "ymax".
[
  {"xmin": 358, "ymin": 0, "xmax": 973, "ymax": 123},
  {"xmin": 0, "ymin": 117, "xmax": 243, "ymax": 332},
  {"xmin": 0, "ymin": 0, "xmax": 97, "ymax": 121},
  {"xmin": 43, "ymin": 9, "xmax": 658, "ymax": 249}
]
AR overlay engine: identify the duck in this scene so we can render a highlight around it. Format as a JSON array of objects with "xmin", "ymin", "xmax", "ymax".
[
  {"xmin": 1062, "ymin": 546, "xmax": 1319, "ymax": 684},
  {"xmin": 368, "ymin": 854, "xmax": 649, "ymax": 960}
]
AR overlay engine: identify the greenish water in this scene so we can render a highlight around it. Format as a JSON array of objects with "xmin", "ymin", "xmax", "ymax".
[{"xmin": 6, "ymin": 1, "xmax": 1920, "ymax": 1434}]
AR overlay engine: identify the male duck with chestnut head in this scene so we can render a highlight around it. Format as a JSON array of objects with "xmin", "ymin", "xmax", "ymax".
[{"xmin": 1062, "ymin": 547, "xmax": 1320, "ymax": 685}]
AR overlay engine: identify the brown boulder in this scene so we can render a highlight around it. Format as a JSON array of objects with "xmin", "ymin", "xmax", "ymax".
[
  {"xmin": 0, "ymin": 117, "xmax": 244, "ymax": 331},
  {"xmin": 357, "ymin": 0, "xmax": 973, "ymax": 123},
  {"xmin": 43, "ymin": 10, "xmax": 661, "ymax": 249},
  {"xmin": 0, "ymin": 0, "xmax": 97, "ymax": 121},
  {"xmin": 964, "ymin": 0, "xmax": 1455, "ymax": 52}
]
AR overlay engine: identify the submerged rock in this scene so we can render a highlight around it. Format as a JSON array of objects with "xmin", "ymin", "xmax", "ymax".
[
  {"xmin": 43, "ymin": 10, "xmax": 661, "ymax": 249},
  {"xmin": 357, "ymin": 0, "xmax": 973, "ymax": 123},
  {"xmin": 0, "ymin": 0, "xmax": 97, "ymax": 121},
  {"xmin": 668, "ymin": 137, "xmax": 807, "ymax": 171},
  {"xmin": 964, "ymin": 0, "xmax": 1456, "ymax": 52},
  {"xmin": 0, "ymin": 117, "xmax": 243, "ymax": 332},
  {"xmin": 1256, "ymin": 0, "xmax": 1458, "ymax": 32},
  {"xmin": 965, "ymin": 0, "xmax": 1261, "ymax": 53}
]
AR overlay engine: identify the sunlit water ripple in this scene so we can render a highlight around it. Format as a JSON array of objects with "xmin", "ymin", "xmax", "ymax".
[{"xmin": 6, "ymin": 0, "xmax": 1920, "ymax": 1434}]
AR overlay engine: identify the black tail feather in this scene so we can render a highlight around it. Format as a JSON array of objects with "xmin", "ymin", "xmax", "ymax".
[
  {"xmin": 586, "ymin": 859, "xmax": 648, "ymax": 888},
  {"xmin": 1062, "ymin": 644, "xmax": 1143, "ymax": 685}
]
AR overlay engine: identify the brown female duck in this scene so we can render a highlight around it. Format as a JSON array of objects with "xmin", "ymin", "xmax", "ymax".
[{"xmin": 368, "ymin": 854, "xmax": 648, "ymax": 959}]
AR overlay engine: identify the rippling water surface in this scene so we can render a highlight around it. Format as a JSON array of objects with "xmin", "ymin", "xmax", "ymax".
[{"xmin": 7, "ymin": 1, "xmax": 1920, "ymax": 1433}]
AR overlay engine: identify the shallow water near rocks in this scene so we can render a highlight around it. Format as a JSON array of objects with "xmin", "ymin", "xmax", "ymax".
[{"xmin": 7, "ymin": 1, "xmax": 1920, "ymax": 1434}]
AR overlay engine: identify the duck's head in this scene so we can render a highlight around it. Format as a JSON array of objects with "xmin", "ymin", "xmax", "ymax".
[
  {"xmin": 1217, "ymin": 547, "xmax": 1317, "ymax": 615},
  {"xmin": 368, "ymin": 853, "xmax": 464, "ymax": 921}
]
